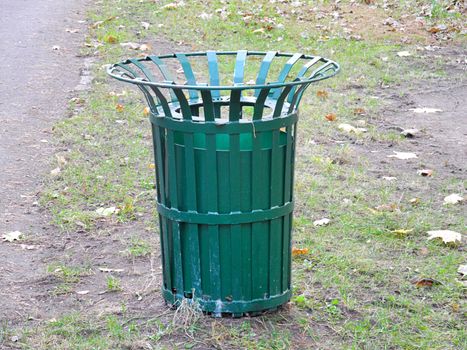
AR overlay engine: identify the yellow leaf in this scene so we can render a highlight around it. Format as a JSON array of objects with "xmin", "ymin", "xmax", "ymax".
[
  {"xmin": 116, "ymin": 104, "xmax": 124, "ymax": 112},
  {"xmin": 316, "ymin": 90, "xmax": 328, "ymax": 99},
  {"xmin": 292, "ymin": 247, "xmax": 309, "ymax": 257},
  {"xmin": 148, "ymin": 163, "xmax": 156, "ymax": 169},
  {"xmin": 143, "ymin": 107, "xmax": 150, "ymax": 116},
  {"xmin": 391, "ymin": 229, "xmax": 413, "ymax": 236},
  {"xmin": 104, "ymin": 35, "xmax": 117, "ymax": 44}
]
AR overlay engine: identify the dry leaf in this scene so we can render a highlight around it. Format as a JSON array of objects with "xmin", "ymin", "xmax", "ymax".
[
  {"xmin": 382, "ymin": 176, "xmax": 397, "ymax": 181},
  {"xmin": 427, "ymin": 230, "xmax": 462, "ymax": 244},
  {"xmin": 139, "ymin": 44, "xmax": 151, "ymax": 51},
  {"xmin": 400, "ymin": 128, "xmax": 419, "ymax": 137},
  {"xmin": 50, "ymin": 167, "xmax": 61, "ymax": 177},
  {"xmin": 397, "ymin": 51, "xmax": 412, "ymax": 57},
  {"xmin": 98, "ymin": 267, "xmax": 125, "ymax": 273},
  {"xmin": 148, "ymin": 163, "xmax": 156, "ymax": 169},
  {"xmin": 161, "ymin": 2, "xmax": 185, "ymax": 10},
  {"xmin": 104, "ymin": 35, "xmax": 117, "ymax": 44},
  {"xmin": 316, "ymin": 90, "xmax": 328, "ymax": 99},
  {"xmin": 353, "ymin": 107, "xmax": 365, "ymax": 115},
  {"xmin": 292, "ymin": 247, "xmax": 309, "ymax": 256},
  {"xmin": 443, "ymin": 193, "xmax": 463, "ymax": 205},
  {"xmin": 96, "ymin": 207, "xmax": 119, "ymax": 217},
  {"xmin": 325, "ymin": 113, "xmax": 336, "ymax": 121},
  {"xmin": 115, "ymin": 104, "xmax": 124, "ymax": 112},
  {"xmin": 411, "ymin": 277, "xmax": 442, "ymax": 288},
  {"xmin": 313, "ymin": 218, "xmax": 330, "ymax": 226},
  {"xmin": 120, "ymin": 42, "xmax": 140, "ymax": 50},
  {"xmin": 391, "ymin": 229, "xmax": 413, "ymax": 236},
  {"xmin": 2, "ymin": 231, "xmax": 23, "ymax": 242},
  {"xmin": 338, "ymin": 123, "xmax": 367, "ymax": 134},
  {"xmin": 417, "ymin": 169, "xmax": 433, "ymax": 177},
  {"xmin": 375, "ymin": 204, "xmax": 397, "ymax": 212},
  {"xmin": 143, "ymin": 107, "xmax": 150, "ymax": 116},
  {"xmin": 387, "ymin": 151, "xmax": 417, "ymax": 160},
  {"xmin": 20, "ymin": 244, "xmax": 37, "ymax": 250},
  {"xmin": 410, "ymin": 107, "xmax": 442, "ymax": 113}
]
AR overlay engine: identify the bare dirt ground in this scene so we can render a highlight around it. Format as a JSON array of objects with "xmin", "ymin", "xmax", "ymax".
[
  {"xmin": 0, "ymin": 0, "xmax": 91, "ymax": 326},
  {"xmin": 0, "ymin": 1, "xmax": 465, "ymax": 348}
]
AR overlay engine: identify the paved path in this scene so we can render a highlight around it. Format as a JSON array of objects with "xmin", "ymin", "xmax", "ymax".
[{"xmin": 0, "ymin": 0, "xmax": 88, "ymax": 323}]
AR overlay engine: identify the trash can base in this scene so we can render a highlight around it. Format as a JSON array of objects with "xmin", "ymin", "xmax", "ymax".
[{"xmin": 162, "ymin": 288, "xmax": 291, "ymax": 316}]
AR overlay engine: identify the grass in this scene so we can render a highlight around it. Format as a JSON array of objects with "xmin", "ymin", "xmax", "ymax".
[{"xmin": 18, "ymin": 0, "xmax": 467, "ymax": 349}]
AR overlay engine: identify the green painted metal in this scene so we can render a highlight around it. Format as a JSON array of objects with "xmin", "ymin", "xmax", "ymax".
[{"xmin": 108, "ymin": 51, "xmax": 339, "ymax": 316}]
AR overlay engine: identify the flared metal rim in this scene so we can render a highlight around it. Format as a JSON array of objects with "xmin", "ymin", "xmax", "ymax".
[{"xmin": 107, "ymin": 50, "xmax": 340, "ymax": 91}]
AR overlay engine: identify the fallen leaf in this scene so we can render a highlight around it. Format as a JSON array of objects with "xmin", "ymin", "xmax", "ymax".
[
  {"xmin": 161, "ymin": 2, "xmax": 185, "ymax": 10},
  {"xmin": 2, "ymin": 231, "xmax": 23, "ymax": 242},
  {"xmin": 116, "ymin": 104, "xmax": 124, "ymax": 112},
  {"xmin": 382, "ymin": 176, "xmax": 397, "ymax": 181},
  {"xmin": 313, "ymin": 218, "xmax": 330, "ymax": 226},
  {"xmin": 76, "ymin": 290, "xmax": 90, "ymax": 295},
  {"xmin": 391, "ymin": 229, "xmax": 413, "ymax": 236},
  {"xmin": 387, "ymin": 151, "xmax": 417, "ymax": 160},
  {"xmin": 143, "ymin": 107, "xmax": 150, "ymax": 116},
  {"xmin": 457, "ymin": 265, "xmax": 467, "ymax": 277},
  {"xmin": 417, "ymin": 169, "xmax": 433, "ymax": 177},
  {"xmin": 400, "ymin": 128, "xmax": 420, "ymax": 137},
  {"xmin": 427, "ymin": 230, "xmax": 462, "ymax": 244},
  {"xmin": 139, "ymin": 44, "xmax": 151, "ymax": 51},
  {"xmin": 316, "ymin": 90, "xmax": 328, "ymax": 99},
  {"xmin": 410, "ymin": 107, "xmax": 442, "ymax": 113},
  {"xmin": 338, "ymin": 123, "xmax": 367, "ymax": 134},
  {"xmin": 120, "ymin": 42, "xmax": 140, "ymax": 50},
  {"xmin": 98, "ymin": 267, "xmax": 125, "ymax": 273},
  {"xmin": 96, "ymin": 207, "xmax": 119, "ymax": 217},
  {"xmin": 20, "ymin": 244, "xmax": 37, "ymax": 250},
  {"xmin": 418, "ymin": 247, "xmax": 429, "ymax": 256},
  {"xmin": 10, "ymin": 336, "xmax": 19, "ymax": 342},
  {"xmin": 411, "ymin": 277, "xmax": 442, "ymax": 288},
  {"xmin": 353, "ymin": 107, "xmax": 365, "ymax": 115},
  {"xmin": 397, "ymin": 51, "xmax": 412, "ymax": 57},
  {"xmin": 50, "ymin": 167, "xmax": 61, "ymax": 177},
  {"xmin": 292, "ymin": 247, "xmax": 309, "ymax": 256},
  {"xmin": 91, "ymin": 16, "xmax": 116, "ymax": 29},
  {"xmin": 325, "ymin": 113, "xmax": 336, "ymax": 121},
  {"xmin": 375, "ymin": 204, "xmax": 397, "ymax": 212},
  {"xmin": 428, "ymin": 24, "xmax": 447, "ymax": 33},
  {"xmin": 443, "ymin": 193, "xmax": 463, "ymax": 205},
  {"xmin": 56, "ymin": 154, "xmax": 67, "ymax": 166},
  {"xmin": 104, "ymin": 35, "xmax": 117, "ymax": 44}
]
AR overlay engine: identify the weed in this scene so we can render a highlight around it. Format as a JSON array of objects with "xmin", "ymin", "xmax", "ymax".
[{"xmin": 106, "ymin": 275, "xmax": 122, "ymax": 292}]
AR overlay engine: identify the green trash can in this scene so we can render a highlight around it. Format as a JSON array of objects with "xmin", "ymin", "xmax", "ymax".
[{"xmin": 108, "ymin": 50, "xmax": 339, "ymax": 316}]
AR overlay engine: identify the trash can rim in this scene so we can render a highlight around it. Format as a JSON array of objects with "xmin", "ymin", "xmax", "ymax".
[{"xmin": 107, "ymin": 50, "xmax": 340, "ymax": 91}]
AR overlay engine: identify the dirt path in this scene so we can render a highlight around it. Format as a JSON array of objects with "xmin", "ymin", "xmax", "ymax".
[{"xmin": 0, "ymin": 0, "xmax": 89, "ymax": 324}]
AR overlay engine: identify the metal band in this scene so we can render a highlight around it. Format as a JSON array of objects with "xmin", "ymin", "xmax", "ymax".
[
  {"xmin": 157, "ymin": 201, "xmax": 294, "ymax": 225},
  {"xmin": 150, "ymin": 112, "xmax": 297, "ymax": 134}
]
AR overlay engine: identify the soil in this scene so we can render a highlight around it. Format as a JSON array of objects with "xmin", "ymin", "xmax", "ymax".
[{"xmin": 0, "ymin": 1, "xmax": 465, "ymax": 348}]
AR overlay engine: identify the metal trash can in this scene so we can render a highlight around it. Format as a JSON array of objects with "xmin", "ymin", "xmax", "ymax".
[{"xmin": 108, "ymin": 50, "xmax": 339, "ymax": 316}]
